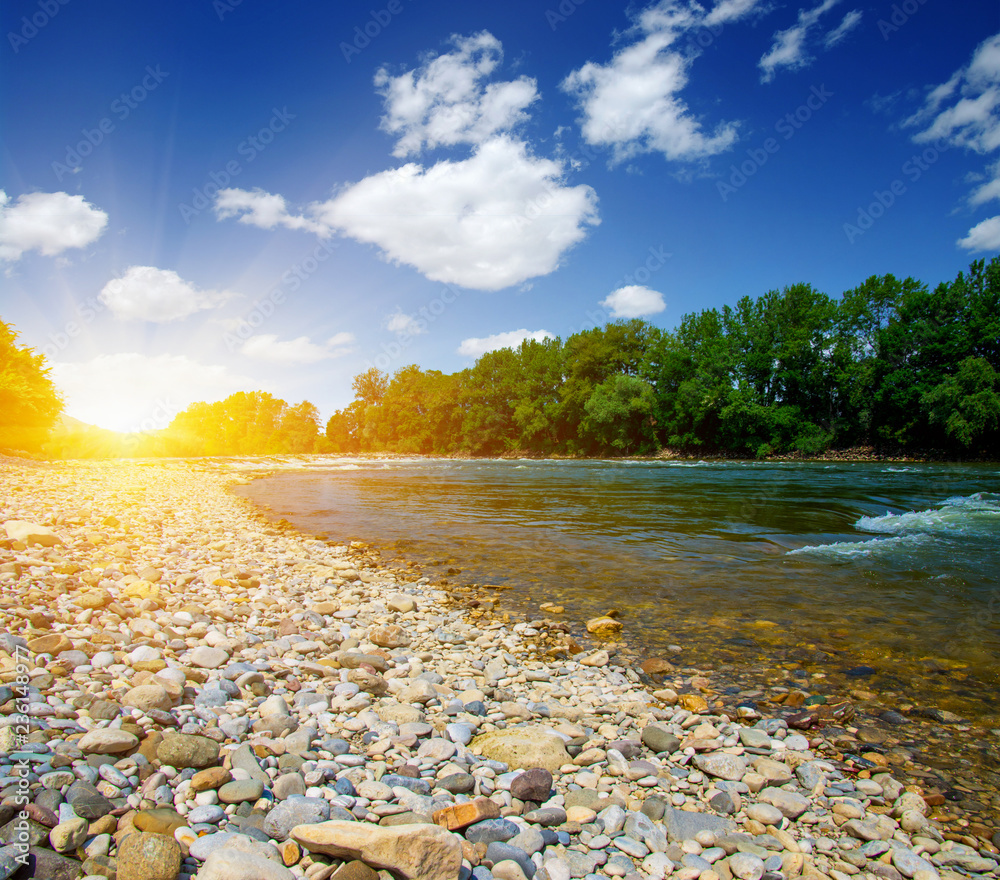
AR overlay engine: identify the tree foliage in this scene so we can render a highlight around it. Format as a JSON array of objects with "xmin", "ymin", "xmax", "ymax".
[
  {"xmin": 166, "ymin": 391, "xmax": 326, "ymax": 456},
  {"xmin": 0, "ymin": 318, "xmax": 63, "ymax": 451},
  {"xmin": 328, "ymin": 257, "xmax": 1000, "ymax": 458}
]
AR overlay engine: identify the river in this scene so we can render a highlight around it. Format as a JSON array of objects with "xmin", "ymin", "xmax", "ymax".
[{"xmin": 234, "ymin": 457, "xmax": 1000, "ymax": 723}]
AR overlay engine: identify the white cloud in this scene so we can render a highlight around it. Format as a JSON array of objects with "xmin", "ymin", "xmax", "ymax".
[
  {"xmin": 758, "ymin": 0, "xmax": 848, "ymax": 82},
  {"xmin": 51, "ymin": 353, "xmax": 255, "ymax": 433},
  {"xmin": 561, "ymin": 2, "xmax": 743, "ymax": 164},
  {"xmin": 215, "ymin": 32, "xmax": 597, "ymax": 291},
  {"xmin": 903, "ymin": 32, "xmax": 1000, "ymax": 250},
  {"xmin": 958, "ymin": 216, "xmax": 1000, "ymax": 251},
  {"xmin": 214, "ymin": 188, "xmax": 325, "ymax": 233},
  {"xmin": 704, "ymin": 0, "xmax": 769, "ymax": 27},
  {"xmin": 824, "ymin": 9, "xmax": 862, "ymax": 48},
  {"xmin": 970, "ymin": 162, "xmax": 1000, "ymax": 205},
  {"xmin": 375, "ymin": 31, "xmax": 539, "ymax": 157},
  {"xmin": 314, "ymin": 137, "xmax": 598, "ymax": 290},
  {"xmin": 601, "ymin": 285, "xmax": 667, "ymax": 318},
  {"xmin": 217, "ymin": 137, "xmax": 599, "ymax": 291},
  {"xmin": 905, "ymin": 33, "xmax": 1000, "ymax": 152},
  {"xmin": 386, "ymin": 311, "xmax": 427, "ymax": 336},
  {"xmin": 328, "ymin": 331, "xmax": 355, "ymax": 347},
  {"xmin": 241, "ymin": 333, "xmax": 356, "ymax": 364},
  {"xmin": 99, "ymin": 266, "xmax": 229, "ymax": 322},
  {"xmin": 0, "ymin": 190, "xmax": 108, "ymax": 262},
  {"xmin": 457, "ymin": 328, "xmax": 554, "ymax": 358}
]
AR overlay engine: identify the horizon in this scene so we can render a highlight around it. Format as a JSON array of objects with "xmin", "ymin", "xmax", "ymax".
[{"xmin": 2, "ymin": 1, "xmax": 999, "ymax": 431}]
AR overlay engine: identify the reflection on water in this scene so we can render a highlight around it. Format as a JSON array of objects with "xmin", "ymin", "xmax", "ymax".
[{"xmin": 235, "ymin": 458, "xmax": 1000, "ymax": 718}]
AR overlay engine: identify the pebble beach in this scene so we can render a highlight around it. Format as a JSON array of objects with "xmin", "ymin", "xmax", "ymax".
[{"xmin": 0, "ymin": 458, "xmax": 998, "ymax": 880}]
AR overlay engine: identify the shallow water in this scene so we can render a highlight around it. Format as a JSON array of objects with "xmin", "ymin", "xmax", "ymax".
[{"xmin": 236, "ymin": 458, "xmax": 1000, "ymax": 719}]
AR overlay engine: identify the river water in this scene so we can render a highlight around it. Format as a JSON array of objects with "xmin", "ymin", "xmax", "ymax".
[{"xmin": 235, "ymin": 458, "xmax": 1000, "ymax": 723}]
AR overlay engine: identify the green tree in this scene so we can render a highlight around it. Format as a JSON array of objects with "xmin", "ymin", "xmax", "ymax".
[
  {"xmin": 509, "ymin": 337, "xmax": 564, "ymax": 452},
  {"xmin": 582, "ymin": 374, "xmax": 657, "ymax": 455},
  {"xmin": 460, "ymin": 348, "xmax": 522, "ymax": 455},
  {"xmin": 165, "ymin": 391, "xmax": 322, "ymax": 455},
  {"xmin": 278, "ymin": 401, "xmax": 322, "ymax": 453},
  {"xmin": 325, "ymin": 401, "xmax": 365, "ymax": 453},
  {"xmin": 644, "ymin": 309, "xmax": 732, "ymax": 449},
  {"xmin": 0, "ymin": 318, "xmax": 64, "ymax": 450},
  {"xmin": 921, "ymin": 356, "xmax": 1000, "ymax": 451},
  {"xmin": 559, "ymin": 320, "xmax": 660, "ymax": 452}
]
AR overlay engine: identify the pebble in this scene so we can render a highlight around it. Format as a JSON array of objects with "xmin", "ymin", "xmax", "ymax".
[{"xmin": 116, "ymin": 832, "xmax": 183, "ymax": 880}]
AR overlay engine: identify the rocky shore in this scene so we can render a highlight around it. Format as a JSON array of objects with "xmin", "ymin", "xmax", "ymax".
[{"xmin": 0, "ymin": 458, "xmax": 997, "ymax": 880}]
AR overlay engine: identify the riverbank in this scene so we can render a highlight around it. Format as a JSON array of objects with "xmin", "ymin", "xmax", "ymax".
[{"xmin": 0, "ymin": 459, "xmax": 997, "ymax": 880}]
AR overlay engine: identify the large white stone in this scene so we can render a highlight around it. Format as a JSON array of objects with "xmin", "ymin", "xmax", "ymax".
[
  {"xmin": 292, "ymin": 820, "xmax": 462, "ymax": 880},
  {"xmin": 4, "ymin": 519, "xmax": 62, "ymax": 546},
  {"xmin": 471, "ymin": 727, "xmax": 571, "ymax": 773},
  {"xmin": 77, "ymin": 729, "xmax": 139, "ymax": 754},
  {"xmin": 188, "ymin": 646, "xmax": 230, "ymax": 669}
]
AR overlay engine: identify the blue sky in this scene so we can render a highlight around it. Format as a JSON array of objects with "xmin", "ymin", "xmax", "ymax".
[{"xmin": 2, "ymin": 0, "xmax": 999, "ymax": 431}]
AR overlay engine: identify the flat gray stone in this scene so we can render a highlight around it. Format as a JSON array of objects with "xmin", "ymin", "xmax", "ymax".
[
  {"xmin": 64, "ymin": 780, "xmax": 114, "ymax": 820},
  {"xmin": 892, "ymin": 846, "xmax": 939, "ymax": 879},
  {"xmin": 694, "ymin": 753, "xmax": 747, "ymax": 781},
  {"xmin": 263, "ymin": 797, "xmax": 331, "ymax": 841},
  {"xmin": 231, "ymin": 743, "xmax": 271, "ymax": 786},
  {"xmin": 218, "ymin": 779, "xmax": 265, "ymax": 804},
  {"xmin": 661, "ymin": 806, "xmax": 736, "ymax": 843},
  {"xmin": 641, "ymin": 725, "xmax": 680, "ymax": 755}
]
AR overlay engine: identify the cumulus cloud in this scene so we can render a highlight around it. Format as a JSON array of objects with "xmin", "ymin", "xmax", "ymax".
[
  {"xmin": 51, "ymin": 353, "xmax": 255, "ymax": 433},
  {"xmin": 902, "ymin": 32, "xmax": 1000, "ymax": 250},
  {"xmin": 386, "ymin": 311, "xmax": 427, "ymax": 336},
  {"xmin": 217, "ymin": 137, "xmax": 598, "ymax": 291},
  {"xmin": 758, "ymin": 0, "xmax": 857, "ymax": 82},
  {"xmin": 241, "ymin": 333, "xmax": 356, "ymax": 364},
  {"xmin": 214, "ymin": 188, "xmax": 325, "ymax": 233},
  {"xmin": 560, "ymin": 0, "xmax": 768, "ymax": 164},
  {"xmin": 457, "ymin": 329, "xmax": 554, "ymax": 358},
  {"xmin": 313, "ymin": 137, "xmax": 598, "ymax": 290},
  {"xmin": 0, "ymin": 190, "xmax": 108, "ymax": 262},
  {"xmin": 376, "ymin": 31, "xmax": 539, "ymax": 157},
  {"xmin": 958, "ymin": 216, "xmax": 1000, "ymax": 251},
  {"xmin": 99, "ymin": 266, "xmax": 230, "ymax": 322},
  {"xmin": 601, "ymin": 285, "xmax": 667, "ymax": 318}
]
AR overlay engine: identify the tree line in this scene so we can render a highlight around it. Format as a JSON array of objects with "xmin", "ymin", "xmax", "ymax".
[
  {"xmin": 326, "ymin": 256, "xmax": 1000, "ymax": 458},
  {"xmin": 40, "ymin": 392, "xmax": 328, "ymax": 459},
  {"xmin": 2, "ymin": 255, "xmax": 998, "ymax": 459}
]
